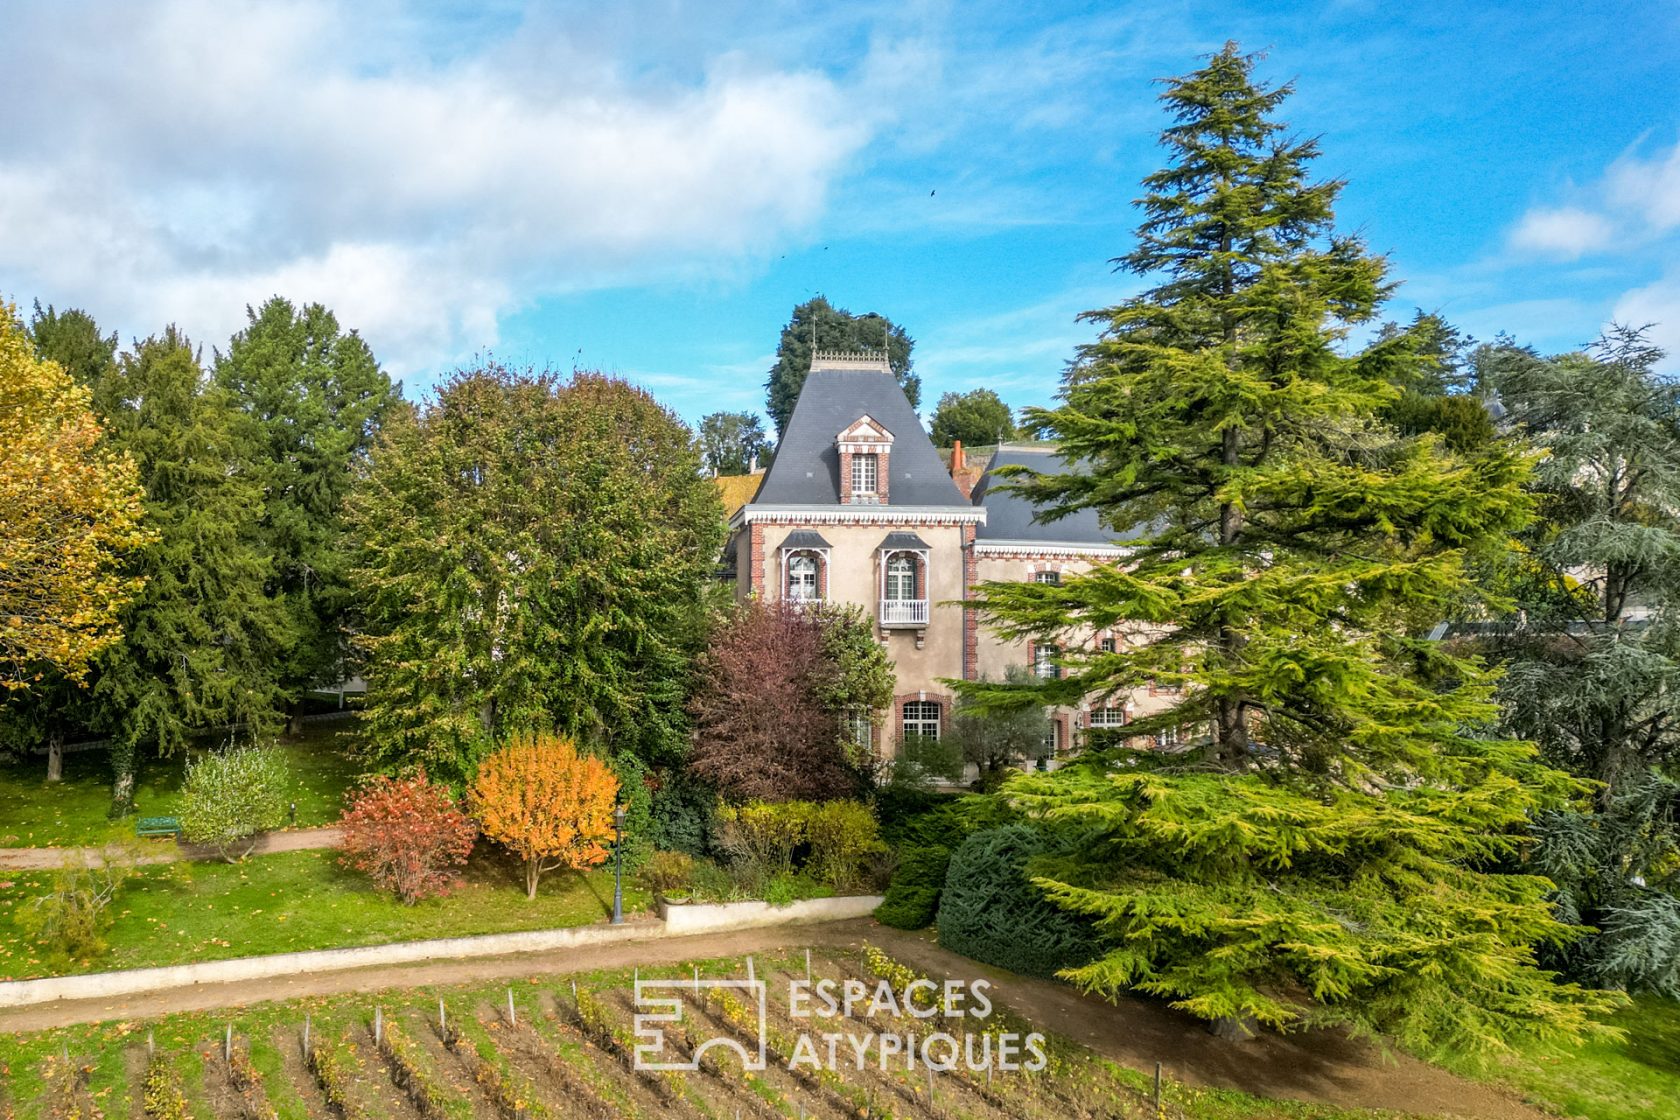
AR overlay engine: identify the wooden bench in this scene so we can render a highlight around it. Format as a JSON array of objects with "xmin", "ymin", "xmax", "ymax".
[{"xmin": 135, "ymin": 816, "xmax": 182, "ymax": 839}]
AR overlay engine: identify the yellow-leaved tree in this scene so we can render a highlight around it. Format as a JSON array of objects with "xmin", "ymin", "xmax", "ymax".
[
  {"xmin": 469, "ymin": 733, "xmax": 619, "ymax": 899},
  {"xmin": 0, "ymin": 307, "xmax": 148, "ymax": 691}
]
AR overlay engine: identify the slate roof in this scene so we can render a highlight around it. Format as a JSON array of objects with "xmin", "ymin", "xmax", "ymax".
[
  {"xmin": 780, "ymin": 529, "xmax": 832, "ymax": 551},
  {"xmin": 972, "ymin": 446, "xmax": 1145, "ymax": 546},
  {"xmin": 750, "ymin": 356, "xmax": 969, "ymax": 509},
  {"xmin": 878, "ymin": 531, "xmax": 931, "ymax": 551}
]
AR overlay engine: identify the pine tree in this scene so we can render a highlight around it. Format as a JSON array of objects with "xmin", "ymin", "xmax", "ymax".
[
  {"xmin": 1482, "ymin": 326, "xmax": 1680, "ymax": 994},
  {"xmin": 214, "ymin": 297, "xmax": 398, "ymax": 727},
  {"xmin": 87, "ymin": 329, "xmax": 291, "ymax": 814},
  {"xmin": 959, "ymin": 44, "xmax": 1611, "ymax": 1051},
  {"xmin": 764, "ymin": 297, "xmax": 917, "ymax": 436}
]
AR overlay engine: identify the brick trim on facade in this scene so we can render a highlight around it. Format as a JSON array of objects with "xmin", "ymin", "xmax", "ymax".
[
  {"xmin": 893, "ymin": 689, "xmax": 954, "ymax": 751},
  {"xmin": 961, "ymin": 523, "xmax": 978, "ymax": 681},
  {"xmin": 749, "ymin": 523, "xmax": 766, "ymax": 596}
]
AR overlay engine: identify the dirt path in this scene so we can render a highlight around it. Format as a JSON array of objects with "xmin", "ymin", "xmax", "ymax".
[
  {"xmin": 0, "ymin": 919, "xmax": 1546, "ymax": 1120},
  {"xmin": 0, "ymin": 826, "xmax": 342, "ymax": 870}
]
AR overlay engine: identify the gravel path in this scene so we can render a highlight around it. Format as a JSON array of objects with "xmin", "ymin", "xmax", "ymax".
[
  {"xmin": 0, "ymin": 826, "xmax": 342, "ymax": 870},
  {"xmin": 0, "ymin": 919, "xmax": 1546, "ymax": 1120}
]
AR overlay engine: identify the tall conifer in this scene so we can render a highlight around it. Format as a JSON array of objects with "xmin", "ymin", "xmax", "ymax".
[{"xmin": 961, "ymin": 45, "xmax": 1614, "ymax": 1051}]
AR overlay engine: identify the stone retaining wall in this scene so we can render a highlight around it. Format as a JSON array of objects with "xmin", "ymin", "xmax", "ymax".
[{"xmin": 0, "ymin": 895, "xmax": 883, "ymax": 1009}]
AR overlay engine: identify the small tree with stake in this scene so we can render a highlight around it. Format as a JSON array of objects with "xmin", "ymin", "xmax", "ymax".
[
  {"xmin": 178, "ymin": 746, "xmax": 290, "ymax": 862},
  {"xmin": 470, "ymin": 733, "xmax": 619, "ymax": 899}
]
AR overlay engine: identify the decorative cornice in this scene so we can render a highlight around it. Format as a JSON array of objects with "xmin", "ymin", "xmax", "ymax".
[
  {"xmin": 970, "ymin": 540, "xmax": 1133, "ymax": 559},
  {"xmin": 735, "ymin": 505, "xmax": 986, "ymax": 529}
]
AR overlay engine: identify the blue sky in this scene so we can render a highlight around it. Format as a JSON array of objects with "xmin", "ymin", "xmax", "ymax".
[{"xmin": 3, "ymin": 1, "xmax": 1678, "ymax": 428}]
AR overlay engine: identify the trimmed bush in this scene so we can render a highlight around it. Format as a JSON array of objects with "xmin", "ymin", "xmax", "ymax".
[
  {"xmin": 805, "ymin": 800, "xmax": 883, "ymax": 890},
  {"xmin": 717, "ymin": 800, "xmax": 808, "ymax": 874},
  {"xmin": 178, "ymin": 746, "xmax": 290, "ymax": 861},
  {"xmin": 642, "ymin": 850, "xmax": 696, "ymax": 895},
  {"xmin": 874, "ymin": 844, "xmax": 951, "ymax": 930},
  {"xmin": 937, "ymin": 824, "xmax": 1102, "ymax": 978}
]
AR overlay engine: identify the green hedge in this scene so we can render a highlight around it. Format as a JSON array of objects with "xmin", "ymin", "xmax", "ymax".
[
  {"xmin": 937, "ymin": 824, "xmax": 1102, "ymax": 978},
  {"xmin": 874, "ymin": 844, "xmax": 951, "ymax": 929}
]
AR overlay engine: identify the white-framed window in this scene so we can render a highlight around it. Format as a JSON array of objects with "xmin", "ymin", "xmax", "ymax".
[
  {"xmin": 885, "ymin": 553, "xmax": 917, "ymax": 600},
  {"xmin": 1157, "ymin": 725, "xmax": 1181, "ymax": 748},
  {"xmin": 902, "ymin": 700, "xmax": 941, "ymax": 741},
  {"xmin": 1031, "ymin": 570, "xmax": 1060, "ymax": 585},
  {"xmin": 1041, "ymin": 718, "xmax": 1061, "ymax": 757},
  {"xmin": 1090, "ymin": 706, "xmax": 1127, "ymax": 728},
  {"xmin": 852, "ymin": 453, "xmax": 879, "ymax": 496},
  {"xmin": 1033, "ymin": 643, "xmax": 1060, "ymax": 680},
  {"xmin": 846, "ymin": 706, "xmax": 873, "ymax": 751},
  {"xmin": 1099, "ymin": 635, "xmax": 1118, "ymax": 654},
  {"xmin": 786, "ymin": 552, "xmax": 819, "ymax": 602}
]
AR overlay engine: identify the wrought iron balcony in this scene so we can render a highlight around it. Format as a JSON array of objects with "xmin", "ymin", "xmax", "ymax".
[{"xmin": 878, "ymin": 598, "xmax": 929, "ymax": 627}]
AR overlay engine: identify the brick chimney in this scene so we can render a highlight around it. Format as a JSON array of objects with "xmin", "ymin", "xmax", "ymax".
[{"xmin": 951, "ymin": 439, "xmax": 965, "ymax": 476}]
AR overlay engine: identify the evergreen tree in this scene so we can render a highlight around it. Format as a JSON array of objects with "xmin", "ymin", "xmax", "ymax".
[
  {"xmin": 764, "ymin": 297, "xmax": 917, "ymax": 435},
  {"xmin": 929, "ymin": 388, "xmax": 1016, "ymax": 448},
  {"xmin": 88, "ymin": 329, "xmax": 291, "ymax": 814},
  {"xmin": 1372, "ymin": 311, "xmax": 1495, "ymax": 453},
  {"xmin": 960, "ymin": 44, "xmax": 1609, "ymax": 1050},
  {"xmin": 348, "ymin": 365, "xmax": 724, "ymax": 781},
  {"xmin": 214, "ymin": 297, "xmax": 398, "ymax": 726},
  {"xmin": 697, "ymin": 410, "xmax": 771, "ymax": 475},
  {"xmin": 1483, "ymin": 326, "xmax": 1680, "ymax": 994},
  {"xmin": 28, "ymin": 302, "xmax": 119, "ymax": 388}
]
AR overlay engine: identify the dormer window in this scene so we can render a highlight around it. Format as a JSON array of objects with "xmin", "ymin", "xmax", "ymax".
[
  {"xmin": 836, "ymin": 414, "xmax": 893, "ymax": 504},
  {"xmin": 851, "ymin": 453, "xmax": 879, "ymax": 497}
]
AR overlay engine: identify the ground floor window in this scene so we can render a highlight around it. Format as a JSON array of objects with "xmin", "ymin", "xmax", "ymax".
[
  {"xmin": 902, "ymin": 700, "xmax": 941, "ymax": 741},
  {"xmin": 1032, "ymin": 643, "xmax": 1060, "ymax": 680},
  {"xmin": 846, "ymin": 706, "xmax": 873, "ymax": 752},
  {"xmin": 1041, "ymin": 717, "xmax": 1061, "ymax": 757}
]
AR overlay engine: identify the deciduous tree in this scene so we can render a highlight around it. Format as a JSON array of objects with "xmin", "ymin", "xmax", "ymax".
[
  {"xmin": 469, "ymin": 733, "xmax": 619, "ymax": 899},
  {"xmin": 0, "ymin": 307, "xmax": 148, "ymax": 691},
  {"xmin": 698, "ymin": 410, "xmax": 771, "ymax": 475},
  {"xmin": 765, "ymin": 297, "xmax": 917, "ymax": 436},
  {"xmin": 689, "ymin": 601, "xmax": 891, "ymax": 801},
  {"xmin": 929, "ymin": 388, "xmax": 1016, "ymax": 448},
  {"xmin": 348, "ymin": 365, "xmax": 724, "ymax": 779}
]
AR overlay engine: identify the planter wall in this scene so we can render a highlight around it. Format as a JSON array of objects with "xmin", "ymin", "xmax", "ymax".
[{"xmin": 658, "ymin": 894, "xmax": 885, "ymax": 935}]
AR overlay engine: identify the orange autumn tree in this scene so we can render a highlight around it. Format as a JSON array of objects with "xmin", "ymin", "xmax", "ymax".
[{"xmin": 469, "ymin": 732, "xmax": 619, "ymax": 899}]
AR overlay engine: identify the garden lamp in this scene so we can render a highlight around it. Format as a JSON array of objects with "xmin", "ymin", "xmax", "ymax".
[{"xmin": 612, "ymin": 800, "xmax": 626, "ymax": 925}]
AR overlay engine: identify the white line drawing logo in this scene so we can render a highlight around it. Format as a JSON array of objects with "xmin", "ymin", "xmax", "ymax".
[{"xmin": 633, "ymin": 977, "xmax": 767, "ymax": 1071}]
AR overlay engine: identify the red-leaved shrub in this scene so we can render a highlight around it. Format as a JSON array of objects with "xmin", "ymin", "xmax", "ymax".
[{"xmin": 338, "ymin": 773, "xmax": 477, "ymax": 903}]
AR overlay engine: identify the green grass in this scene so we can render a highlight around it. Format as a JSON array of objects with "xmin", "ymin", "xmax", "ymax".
[
  {"xmin": 0, "ymin": 846, "xmax": 653, "ymax": 979},
  {"xmin": 0, "ymin": 721, "xmax": 366, "ymax": 848},
  {"xmin": 1442, "ymin": 995, "xmax": 1680, "ymax": 1120}
]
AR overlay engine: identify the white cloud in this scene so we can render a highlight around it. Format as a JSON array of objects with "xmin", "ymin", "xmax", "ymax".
[
  {"xmin": 1607, "ymin": 141, "xmax": 1680, "ymax": 233},
  {"xmin": 0, "ymin": 0, "xmax": 873, "ymax": 374},
  {"xmin": 1612, "ymin": 274, "xmax": 1680, "ymax": 360},
  {"xmin": 1506, "ymin": 137, "xmax": 1680, "ymax": 262},
  {"xmin": 1508, "ymin": 206, "xmax": 1615, "ymax": 258}
]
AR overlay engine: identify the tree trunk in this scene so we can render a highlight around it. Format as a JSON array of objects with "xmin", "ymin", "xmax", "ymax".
[
  {"xmin": 525, "ymin": 858, "xmax": 540, "ymax": 900},
  {"xmin": 111, "ymin": 767, "xmax": 136, "ymax": 819},
  {"xmin": 286, "ymin": 708, "xmax": 305, "ymax": 737},
  {"xmin": 45, "ymin": 733, "xmax": 63, "ymax": 783}
]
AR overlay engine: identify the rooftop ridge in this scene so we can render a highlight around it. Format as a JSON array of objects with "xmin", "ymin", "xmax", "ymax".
[{"xmin": 810, "ymin": 348, "xmax": 891, "ymax": 371}]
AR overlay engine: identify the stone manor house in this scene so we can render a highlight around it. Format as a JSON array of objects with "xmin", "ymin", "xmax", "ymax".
[{"xmin": 724, "ymin": 350, "xmax": 1177, "ymax": 761}]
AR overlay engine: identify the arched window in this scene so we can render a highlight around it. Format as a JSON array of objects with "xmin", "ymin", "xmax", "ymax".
[
  {"xmin": 884, "ymin": 553, "xmax": 917, "ymax": 601},
  {"xmin": 786, "ymin": 552, "xmax": 819, "ymax": 602},
  {"xmin": 902, "ymin": 700, "xmax": 941, "ymax": 741}
]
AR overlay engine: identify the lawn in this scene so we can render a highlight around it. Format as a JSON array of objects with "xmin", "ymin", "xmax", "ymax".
[
  {"xmin": 1444, "ymin": 995, "xmax": 1680, "ymax": 1120},
  {"xmin": 0, "ymin": 721, "xmax": 365, "ymax": 848},
  {"xmin": 0, "ymin": 846, "xmax": 652, "ymax": 980}
]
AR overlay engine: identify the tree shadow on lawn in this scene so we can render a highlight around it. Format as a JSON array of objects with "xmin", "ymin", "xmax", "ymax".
[{"xmin": 464, "ymin": 844, "xmax": 617, "ymax": 919}]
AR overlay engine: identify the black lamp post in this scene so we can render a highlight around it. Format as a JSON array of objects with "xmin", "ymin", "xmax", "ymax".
[{"xmin": 611, "ymin": 800, "xmax": 626, "ymax": 925}]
